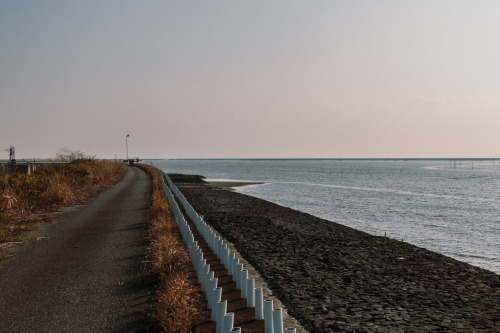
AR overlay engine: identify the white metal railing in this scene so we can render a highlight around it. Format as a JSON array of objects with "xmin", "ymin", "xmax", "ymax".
[{"xmin": 160, "ymin": 171, "xmax": 296, "ymax": 333}]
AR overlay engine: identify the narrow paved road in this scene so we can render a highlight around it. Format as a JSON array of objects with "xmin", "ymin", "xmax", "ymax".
[{"xmin": 0, "ymin": 166, "xmax": 153, "ymax": 332}]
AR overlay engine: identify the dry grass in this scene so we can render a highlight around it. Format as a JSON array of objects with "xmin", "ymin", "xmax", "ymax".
[
  {"xmin": 156, "ymin": 271, "xmax": 199, "ymax": 332},
  {"xmin": 44, "ymin": 181, "xmax": 75, "ymax": 204},
  {"xmin": 0, "ymin": 159, "xmax": 127, "ymax": 245},
  {"xmin": 138, "ymin": 164, "xmax": 199, "ymax": 333},
  {"xmin": 0, "ymin": 191, "xmax": 18, "ymax": 215}
]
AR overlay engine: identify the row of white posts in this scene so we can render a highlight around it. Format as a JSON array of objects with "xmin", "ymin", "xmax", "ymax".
[{"xmin": 160, "ymin": 172, "xmax": 296, "ymax": 333}]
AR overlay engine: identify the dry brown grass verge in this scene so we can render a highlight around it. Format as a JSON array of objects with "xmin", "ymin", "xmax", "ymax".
[
  {"xmin": 138, "ymin": 164, "xmax": 199, "ymax": 333},
  {"xmin": 0, "ymin": 159, "xmax": 128, "ymax": 246}
]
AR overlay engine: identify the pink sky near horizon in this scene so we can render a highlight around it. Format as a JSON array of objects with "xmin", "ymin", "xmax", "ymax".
[{"xmin": 1, "ymin": 1, "xmax": 499, "ymax": 159}]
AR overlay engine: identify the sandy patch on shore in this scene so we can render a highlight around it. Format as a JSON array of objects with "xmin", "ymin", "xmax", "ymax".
[{"xmin": 208, "ymin": 181, "xmax": 265, "ymax": 191}]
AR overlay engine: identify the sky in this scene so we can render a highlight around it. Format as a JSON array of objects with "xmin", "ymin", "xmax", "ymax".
[{"xmin": 1, "ymin": 1, "xmax": 500, "ymax": 159}]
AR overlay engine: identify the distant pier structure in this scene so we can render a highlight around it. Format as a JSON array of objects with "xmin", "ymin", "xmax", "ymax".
[
  {"xmin": 0, "ymin": 160, "xmax": 42, "ymax": 175},
  {"xmin": 123, "ymin": 157, "xmax": 141, "ymax": 166},
  {"xmin": 449, "ymin": 158, "xmax": 498, "ymax": 169}
]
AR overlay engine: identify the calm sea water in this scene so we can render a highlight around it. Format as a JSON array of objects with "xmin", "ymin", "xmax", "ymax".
[{"xmin": 151, "ymin": 159, "xmax": 500, "ymax": 274}]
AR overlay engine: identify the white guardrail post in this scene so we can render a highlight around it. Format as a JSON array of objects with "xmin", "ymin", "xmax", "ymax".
[
  {"xmin": 216, "ymin": 300, "xmax": 227, "ymax": 333},
  {"xmin": 255, "ymin": 288, "xmax": 264, "ymax": 320},
  {"xmin": 247, "ymin": 278, "xmax": 255, "ymax": 307},
  {"xmin": 211, "ymin": 288, "xmax": 222, "ymax": 321},
  {"xmin": 223, "ymin": 312, "xmax": 234, "ymax": 333},
  {"xmin": 205, "ymin": 270, "xmax": 214, "ymax": 294},
  {"xmin": 264, "ymin": 299, "xmax": 274, "ymax": 333},
  {"xmin": 228, "ymin": 253, "xmax": 235, "ymax": 275},
  {"xmin": 197, "ymin": 259, "xmax": 206, "ymax": 283},
  {"xmin": 273, "ymin": 308, "xmax": 283, "ymax": 333},
  {"xmin": 240, "ymin": 270, "xmax": 248, "ymax": 298},
  {"xmin": 235, "ymin": 263, "xmax": 243, "ymax": 287},
  {"xmin": 208, "ymin": 278, "xmax": 218, "ymax": 310}
]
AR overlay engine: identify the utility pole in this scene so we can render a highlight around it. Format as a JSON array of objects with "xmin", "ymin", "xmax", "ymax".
[
  {"xmin": 9, "ymin": 146, "xmax": 16, "ymax": 165},
  {"xmin": 126, "ymin": 134, "xmax": 130, "ymax": 162}
]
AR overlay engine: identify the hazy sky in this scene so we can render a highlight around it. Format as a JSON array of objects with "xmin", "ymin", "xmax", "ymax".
[{"xmin": 1, "ymin": 1, "xmax": 499, "ymax": 159}]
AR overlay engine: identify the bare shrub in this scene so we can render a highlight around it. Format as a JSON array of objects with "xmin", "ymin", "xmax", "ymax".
[
  {"xmin": 44, "ymin": 181, "xmax": 75, "ymax": 204},
  {"xmin": 0, "ymin": 192, "xmax": 18, "ymax": 215},
  {"xmin": 56, "ymin": 148, "xmax": 95, "ymax": 163},
  {"xmin": 91, "ymin": 160, "xmax": 127, "ymax": 184}
]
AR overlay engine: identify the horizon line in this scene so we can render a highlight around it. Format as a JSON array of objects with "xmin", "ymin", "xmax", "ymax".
[{"xmin": 145, "ymin": 157, "xmax": 500, "ymax": 161}]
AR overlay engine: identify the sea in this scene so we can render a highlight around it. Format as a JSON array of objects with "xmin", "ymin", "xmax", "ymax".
[{"xmin": 150, "ymin": 159, "xmax": 500, "ymax": 275}]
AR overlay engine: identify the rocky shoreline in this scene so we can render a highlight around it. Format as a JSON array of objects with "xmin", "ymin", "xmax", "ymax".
[{"xmin": 170, "ymin": 174, "xmax": 500, "ymax": 332}]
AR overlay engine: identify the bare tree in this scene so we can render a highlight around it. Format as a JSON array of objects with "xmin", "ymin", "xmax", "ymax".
[{"xmin": 56, "ymin": 148, "xmax": 95, "ymax": 163}]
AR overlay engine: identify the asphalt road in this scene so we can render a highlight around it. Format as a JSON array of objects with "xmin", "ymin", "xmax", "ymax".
[{"xmin": 0, "ymin": 166, "xmax": 154, "ymax": 332}]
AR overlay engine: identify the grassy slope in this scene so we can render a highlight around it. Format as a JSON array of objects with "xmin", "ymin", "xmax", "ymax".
[{"xmin": 0, "ymin": 159, "xmax": 127, "ymax": 246}]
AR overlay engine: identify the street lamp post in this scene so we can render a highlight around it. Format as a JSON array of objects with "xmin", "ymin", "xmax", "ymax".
[{"xmin": 126, "ymin": 134, "xmax": 130, "ymax": 162}]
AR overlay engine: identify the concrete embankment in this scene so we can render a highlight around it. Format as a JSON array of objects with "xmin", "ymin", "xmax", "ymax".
[{"xmin": 171, "ymin": 174, "xmax": 500, "ymax": 333}]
